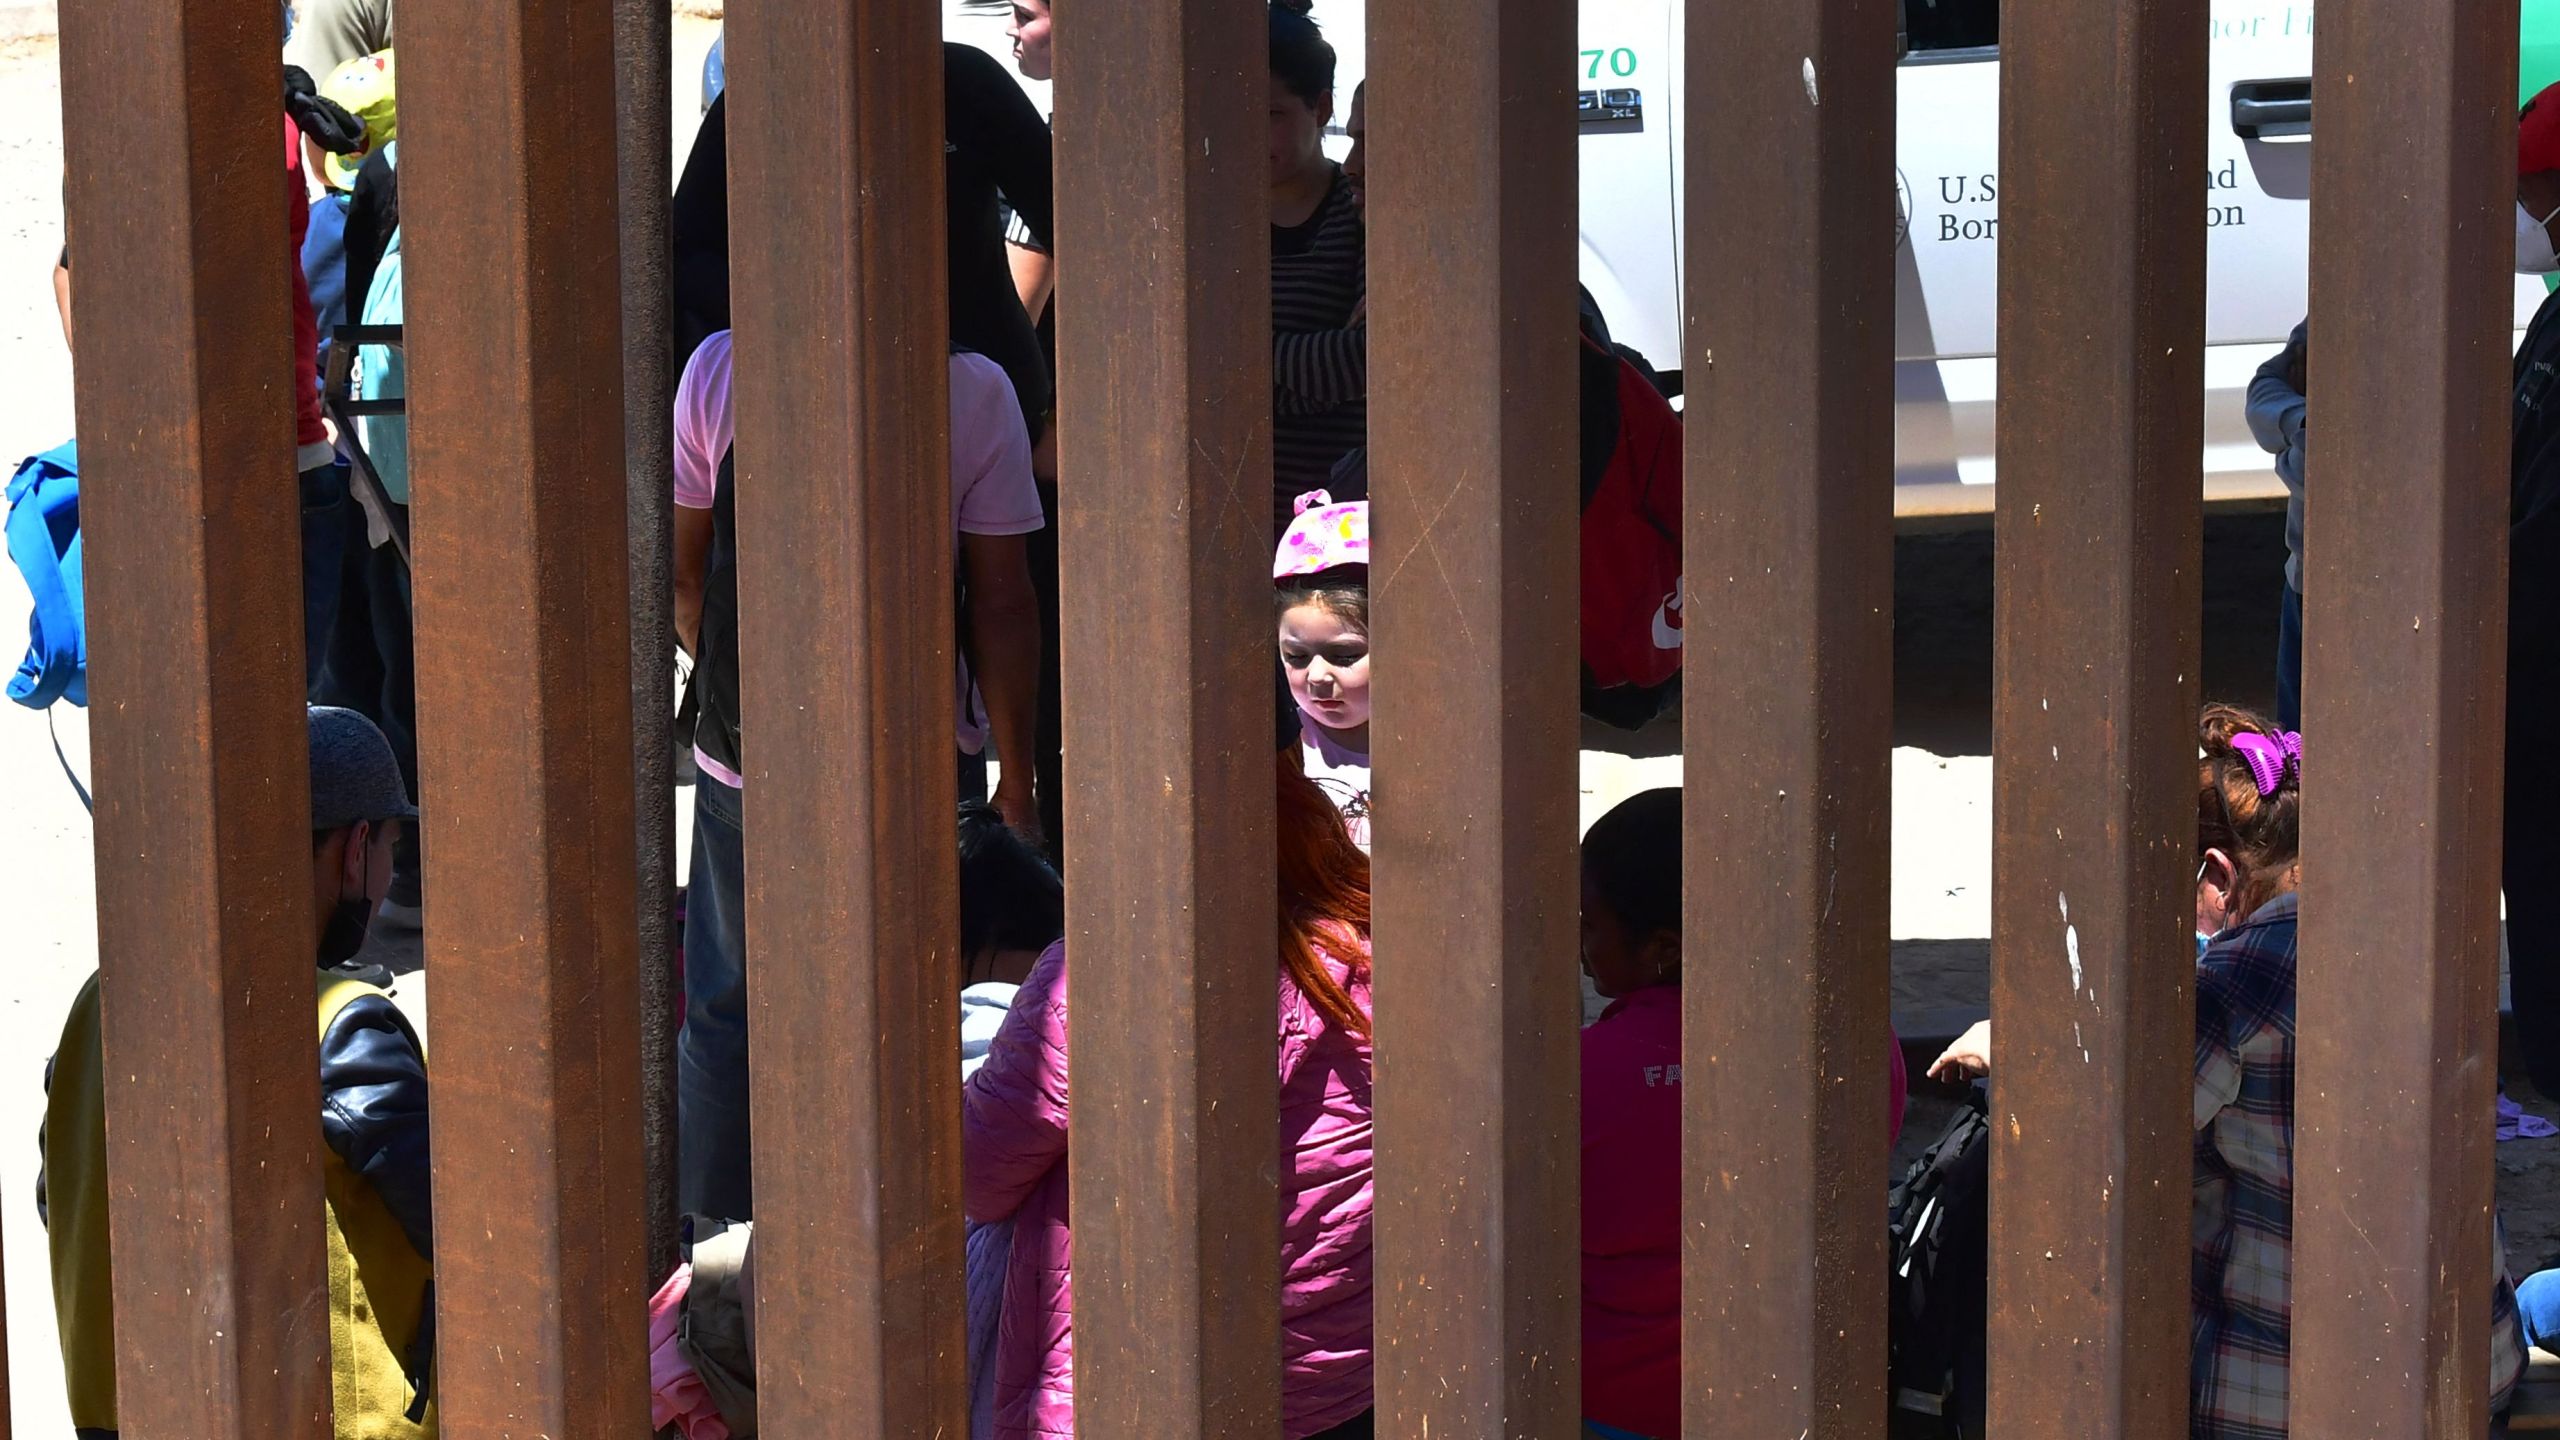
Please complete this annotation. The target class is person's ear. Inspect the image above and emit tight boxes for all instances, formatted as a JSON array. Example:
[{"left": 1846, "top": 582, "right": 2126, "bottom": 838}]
[
  {"left": 340, "top": 819, "right": 372, "bottom": 894},
  {"left": 1637, "top": 928, "right": 1682, "bottom": 985},
  {"left": 2200, "top": 846, "right": 2238, "bottom": 911}
]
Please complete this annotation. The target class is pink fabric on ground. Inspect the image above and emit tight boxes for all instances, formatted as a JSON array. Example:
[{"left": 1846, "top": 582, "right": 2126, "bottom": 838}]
[{"left": 649, "top": 1264, "right": 730, "bottom": 1440}]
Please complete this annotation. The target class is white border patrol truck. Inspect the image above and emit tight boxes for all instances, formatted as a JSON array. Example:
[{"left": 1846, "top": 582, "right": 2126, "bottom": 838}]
[{"left": 714, "top": 1, "right": 2560, "bottom": 524}]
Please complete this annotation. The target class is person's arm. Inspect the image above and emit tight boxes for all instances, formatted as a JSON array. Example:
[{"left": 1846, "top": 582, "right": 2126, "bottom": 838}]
[
  {"left": 2244, "top": 322, "right": 2308, "bottom": 481},
  {"left": 1928, "top": 1019, "right": 1991, "bottom": 1083},
  {"left": 1007, "top": 241, "right": 1054, "bottom": 324},
  {"left": 1029, "top": 422, "right": 1057, "bottom": 486},
  {"left": 1274, "top": 324, "right": 1367, "bottom": 412},
  {"left": 962, "top": 942, "right": 1070, "bottom": 1225},
  {"left": 55, "top": 162, "right": 72, "bottom": 354},
  {"left": 37, "top": 1052, "right": 55, "bottom": 1229},
  {"left": 670, "top": 335, "right": 732, "bottom": 653},
  {"left": 319, "top": 994, "right": 434, "bottom": 1259},
  {"left": 1273, "top": 208, "right": 1367, "bottom": 411},
  {"left": 962, "top": 530, "right": 1042, "bottom": 838},
  {"left": 948, "top": 45, "right": 1053, "bottom": 249},
  {"left": 674, "top": 504, "right": 714, "bottom": 655},
  {"left": 951, "top": 353, "right": 1048, "bottom": 830},
  {"left": 2192, "top": 965, "right": 2244, "bottom": 1133},
  {"left": 53, "top": 247, "right": 71, "bottom": 355}
]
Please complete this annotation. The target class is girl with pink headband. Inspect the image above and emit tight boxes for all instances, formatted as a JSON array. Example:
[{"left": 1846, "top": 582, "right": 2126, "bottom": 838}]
[
  {"left": 1931, "top": 704, "right": 2529, "bottom": 1435},
  {"left": 1274, "top": 489, "right": 1371, "bottom": 851}
]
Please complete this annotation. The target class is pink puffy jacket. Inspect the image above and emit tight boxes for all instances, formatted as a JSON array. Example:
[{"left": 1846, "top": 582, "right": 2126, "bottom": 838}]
[{"left": 963, "top": 938, "right": 1376, "bottom": 1439}]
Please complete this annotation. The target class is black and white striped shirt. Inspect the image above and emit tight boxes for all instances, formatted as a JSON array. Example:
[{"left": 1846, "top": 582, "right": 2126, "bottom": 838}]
[{"left": 1271, "top": 167, "right": 1367, "bottom": 533}]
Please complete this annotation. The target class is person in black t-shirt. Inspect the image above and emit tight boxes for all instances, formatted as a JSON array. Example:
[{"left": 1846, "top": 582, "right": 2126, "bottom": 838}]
[
  {"left": 669, "top": 45, "right": 1055, "bottom": 445},
  {"left": 668, "top": 44, "right": 1071, "bottom": 865}
]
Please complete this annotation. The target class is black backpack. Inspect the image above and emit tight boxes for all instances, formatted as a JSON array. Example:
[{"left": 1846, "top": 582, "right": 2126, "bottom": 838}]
[{"left": 1886, "top": 1084, "right": 1991, "bottom": 1438}]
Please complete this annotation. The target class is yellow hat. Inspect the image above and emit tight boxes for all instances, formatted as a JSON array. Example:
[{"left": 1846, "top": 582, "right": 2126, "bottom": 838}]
[{"left": 319, "top": 48, "right": 396, "bottom": 192}]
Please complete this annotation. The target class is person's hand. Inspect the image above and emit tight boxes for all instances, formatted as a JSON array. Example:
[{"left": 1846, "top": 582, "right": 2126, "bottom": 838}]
[
  {"left": 1348, "top": 292, "right": 1368, "bottom": 328},
  {"left": 992, "top": 776, "right": 1043, "bottom": 844},
  {"left": 1929, "top": 1020, "right": 1992, "bottom": 1083}
]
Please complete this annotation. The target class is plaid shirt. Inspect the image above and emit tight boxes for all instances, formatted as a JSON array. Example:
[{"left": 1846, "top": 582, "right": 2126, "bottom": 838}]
[{"left": 2190, "top": 892, "right": 2526, "bottom": 1439}]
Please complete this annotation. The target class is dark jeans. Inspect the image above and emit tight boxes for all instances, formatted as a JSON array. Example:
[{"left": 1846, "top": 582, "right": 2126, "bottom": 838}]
[
  {"left": 679, "top": 771, "right": 754, "bottom": 1219},
  {"left": 1027, "top": 478, "right": 1066, "bottom": 866},
  {"left": 1305, "top": 1413, "right": 1374, "bottom": 1440},
  {"left": 298, "top": 460, "right": 351, "bottom": 695},
  {"left": 2275, "top": 583, "right": 2303, "bottom": 732},
  {"left": 314, "top": 500, "right": 419, "bottom": 797},
  {"left": 2510, "top": 645, "right": 2560, "bottom": 1094}
]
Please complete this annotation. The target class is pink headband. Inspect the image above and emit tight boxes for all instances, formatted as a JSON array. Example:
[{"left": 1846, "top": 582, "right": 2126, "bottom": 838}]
[
  {"left": 1273, "top": 489, "right": 1371, "bottom": 581},
  {"left": 2229, "top": 730, "right": 2302, "bottom": 797}
]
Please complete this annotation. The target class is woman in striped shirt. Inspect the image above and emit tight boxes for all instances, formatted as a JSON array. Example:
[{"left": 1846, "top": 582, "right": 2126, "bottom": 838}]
[{"left": 1269, "top": 2, "right": 1367, "bottom": 535}]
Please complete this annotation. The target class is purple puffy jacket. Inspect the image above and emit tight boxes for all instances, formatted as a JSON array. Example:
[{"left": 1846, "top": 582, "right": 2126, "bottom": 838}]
[{"left": 962, "top": 937, "right": 1376, "bottom": 1439}]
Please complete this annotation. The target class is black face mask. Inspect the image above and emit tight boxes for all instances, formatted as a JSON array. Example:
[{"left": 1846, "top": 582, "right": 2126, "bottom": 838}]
[{"left": 318, "top": 892, "right": 375, "bottom": 967}]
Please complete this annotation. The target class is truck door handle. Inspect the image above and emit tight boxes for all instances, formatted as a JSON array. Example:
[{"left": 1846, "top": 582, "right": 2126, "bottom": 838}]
[
  {"left": 1580, "top": 87, "right": 1642, "bottom": 127},
  {"left": 2231, "top": 78, "right": 2311, "bottom": 140}
]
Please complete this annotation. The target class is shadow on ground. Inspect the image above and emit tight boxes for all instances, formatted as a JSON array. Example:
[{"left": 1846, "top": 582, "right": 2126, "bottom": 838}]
[
  {"left": 1893, "top": 511, "right": 2290, "bottom": 757},
  {"left": 1582, "top": 511, "right": 2293, "bottom": 762}
]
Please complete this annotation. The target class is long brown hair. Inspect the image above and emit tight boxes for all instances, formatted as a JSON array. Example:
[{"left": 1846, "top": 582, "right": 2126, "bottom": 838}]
[
  {"left": 1278, "top": 755, "right": 1372, "bottom": 1035},
  {"left": 2197, "top": 702, "right": 2303, "bottom": 920}
]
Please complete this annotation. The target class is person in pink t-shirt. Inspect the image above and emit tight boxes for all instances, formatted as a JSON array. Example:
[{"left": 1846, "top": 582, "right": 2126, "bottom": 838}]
[
  {"left": 668, "top": 328, "right": 1047, "bottom": 1221},
  {"left": 1577, "top": 788, "right": 1908, "bottom": 1440}
]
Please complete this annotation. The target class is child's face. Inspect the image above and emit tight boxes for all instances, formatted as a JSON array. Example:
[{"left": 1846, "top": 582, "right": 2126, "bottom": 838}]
[{"left": 1280, "top": 601, "right": 1370, "bottom": 733}]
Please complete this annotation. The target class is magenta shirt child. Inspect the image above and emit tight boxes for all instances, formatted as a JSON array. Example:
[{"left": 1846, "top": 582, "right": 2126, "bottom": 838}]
[{"left": 1578, "top": 788, "right": 1908, "bottom": 1440}]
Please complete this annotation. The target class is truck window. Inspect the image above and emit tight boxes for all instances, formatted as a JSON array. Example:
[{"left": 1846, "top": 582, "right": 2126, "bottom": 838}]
[{"left": 1904, "top": 0, "right": 1997, "bottom": 57}]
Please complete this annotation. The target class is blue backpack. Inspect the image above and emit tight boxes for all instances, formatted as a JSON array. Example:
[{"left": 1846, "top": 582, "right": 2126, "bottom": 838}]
[{"left": 6, "top": 440, "right": 83, "bottom": 710}]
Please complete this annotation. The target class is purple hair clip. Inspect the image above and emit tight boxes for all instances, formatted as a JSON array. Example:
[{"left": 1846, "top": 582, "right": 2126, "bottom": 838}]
[{"left": 2230, "top": 730, "right": 2303, "bottom": 796}]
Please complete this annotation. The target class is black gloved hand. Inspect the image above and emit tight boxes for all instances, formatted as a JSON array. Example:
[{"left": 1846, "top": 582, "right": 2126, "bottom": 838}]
[{"left": 284, "top": 64, "right": 369, "bottom": 154}]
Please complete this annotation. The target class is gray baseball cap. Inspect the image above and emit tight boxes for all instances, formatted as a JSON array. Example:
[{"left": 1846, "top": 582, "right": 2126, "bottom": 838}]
[{"left": 307, "top": 705, "right": 420, "bottom": 831}]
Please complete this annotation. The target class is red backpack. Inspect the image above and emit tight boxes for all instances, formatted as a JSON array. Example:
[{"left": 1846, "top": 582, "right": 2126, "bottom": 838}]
[{"left": 1578, "top": 335, "right": 1684, "bottom": 704}]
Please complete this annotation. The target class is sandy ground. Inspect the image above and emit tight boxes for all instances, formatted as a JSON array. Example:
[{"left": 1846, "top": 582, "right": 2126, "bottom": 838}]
[{"left": 1, "top": 6, "right": 2557, "bottom": 1431}]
